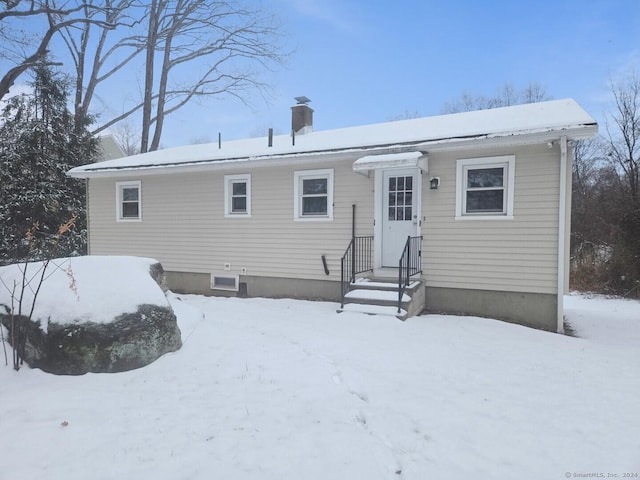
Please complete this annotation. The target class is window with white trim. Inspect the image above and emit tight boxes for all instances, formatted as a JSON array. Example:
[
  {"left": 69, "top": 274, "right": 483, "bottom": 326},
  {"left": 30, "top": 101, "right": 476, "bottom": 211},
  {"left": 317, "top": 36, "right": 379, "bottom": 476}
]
[
  {"left": 210, "top": 274, "right": 239, "bottom": 291},
  {"left": 455, "top": 156, "right": 515, "bottom": 220},
  {"left": 294, "top": 169, "right": 334, "bottom": 220},
  {"left": 116, "top": 181, "right": 142, "bottom": 221},
  {"left": 224, "top": 174, "right": 251, "bottom": 217}
]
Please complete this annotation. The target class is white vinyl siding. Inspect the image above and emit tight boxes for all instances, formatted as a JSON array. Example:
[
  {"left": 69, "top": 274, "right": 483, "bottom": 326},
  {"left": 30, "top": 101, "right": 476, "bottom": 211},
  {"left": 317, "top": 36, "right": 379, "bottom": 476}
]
[
  {"left": 86, "top": 160, "right": 372, "bottom": 282},
  {"left": 85, "top": 143, "right": 563, "bottom": 296},
  {"left": 423, "top": 145, "right": 560, "bottom": 294}
]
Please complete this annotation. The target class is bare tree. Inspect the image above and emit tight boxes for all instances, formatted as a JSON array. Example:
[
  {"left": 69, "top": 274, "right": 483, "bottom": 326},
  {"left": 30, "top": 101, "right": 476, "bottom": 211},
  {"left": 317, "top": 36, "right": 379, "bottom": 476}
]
[
  {"left": 111, "top": 121, "right": 140, "bottom": 155},
  {"left": 0, "top": 215, "right": 78, "bottom": 370},
  {"left": 602, "top": 72, "right": 640, "bottom": 294},
  {"left": 521, "top": 81, "right": 550, "bottom": 104},
  {"left": 441, "top": 82, "right": 551, "bottom": 114},
  {"left": 605, "top": 72, "right": 640, "bottom": 203},
  {"left": 387, "top": 109, "right": 421, "bottom": 121},
  {"left": 573, "top": 138, "right": 601, "bottom": 199},
  {"left": 189, "top": 134, "right": 212, "bottom": 144},
  {"left": 570, "top": 72, "right": 640, "bottom": 295},
  {"left": 0, "top": 1, "right": 115, "bottom": 101},
  {"left": 571, "top": 138, "right": 609, "bottom": 256},
  {"left": 62, "top": 0, "right": 287, "bottom": 152},
  {"left": 59, "top": 0, "right": 141, "bottom": 130}
]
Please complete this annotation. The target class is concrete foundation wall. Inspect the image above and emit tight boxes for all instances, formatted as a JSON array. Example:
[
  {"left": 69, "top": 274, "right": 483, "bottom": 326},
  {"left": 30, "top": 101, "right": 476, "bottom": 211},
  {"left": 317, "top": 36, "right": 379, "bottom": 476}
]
[
  {"left": 166, "top": 271, "right": 557, "bottom": 331},
  {"left": 425, "top": 286, "right": 557, "bottom": 331},
  {"left": 166, "top": 271, "right": 341, "bottom": 302},
  {"left": 406, "top": 281, "right": 426, "bottom": 318}
]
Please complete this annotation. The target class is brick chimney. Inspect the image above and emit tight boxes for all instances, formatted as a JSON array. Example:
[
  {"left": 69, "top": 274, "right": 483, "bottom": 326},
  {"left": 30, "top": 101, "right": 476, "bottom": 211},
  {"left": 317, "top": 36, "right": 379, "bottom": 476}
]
[{"left": 291, "top": 96, "right": 313, "bottom": 135}]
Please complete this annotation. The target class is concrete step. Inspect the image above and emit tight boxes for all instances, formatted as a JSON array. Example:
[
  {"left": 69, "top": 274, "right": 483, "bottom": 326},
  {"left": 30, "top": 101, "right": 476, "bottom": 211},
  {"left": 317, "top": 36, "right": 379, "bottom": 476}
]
[
  {"left": 344, "top": 288, "right": 410, "bottom": 307},
  {"left": 352, "top": 277, "right": 421, "bottom": 293},
  {"left": 337, "top": 303, "right": 407, "bottom": 318},
  {"left": 340, "top": 276, "right": 423, "bottom": 321}
]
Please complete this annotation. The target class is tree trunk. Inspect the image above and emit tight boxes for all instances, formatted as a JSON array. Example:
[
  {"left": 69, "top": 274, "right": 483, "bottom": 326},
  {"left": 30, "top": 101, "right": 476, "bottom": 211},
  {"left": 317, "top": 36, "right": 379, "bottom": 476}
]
[{"left": 140, "top": 0, "right": 160, "bottom": 153}]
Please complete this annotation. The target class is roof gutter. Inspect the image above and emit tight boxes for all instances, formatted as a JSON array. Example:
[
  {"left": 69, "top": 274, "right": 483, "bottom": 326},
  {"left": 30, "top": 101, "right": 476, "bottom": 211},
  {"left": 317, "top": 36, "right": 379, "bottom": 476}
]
[{"left": 68, "top": 148, "right": 369, "bottom": 179}]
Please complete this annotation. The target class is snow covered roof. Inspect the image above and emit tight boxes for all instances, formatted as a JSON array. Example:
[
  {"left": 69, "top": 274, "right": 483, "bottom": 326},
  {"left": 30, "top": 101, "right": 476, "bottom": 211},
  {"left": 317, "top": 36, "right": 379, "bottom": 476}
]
[{"left": 68, "top": 99, "right": 597, "bottom": 178}]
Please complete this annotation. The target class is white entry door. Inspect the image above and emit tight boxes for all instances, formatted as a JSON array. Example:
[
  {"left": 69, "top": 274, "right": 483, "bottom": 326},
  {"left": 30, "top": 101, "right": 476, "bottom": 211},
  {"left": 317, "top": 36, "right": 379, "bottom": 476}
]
[{"left": 381, "top": 169, "right": 420, "bottom": 267}]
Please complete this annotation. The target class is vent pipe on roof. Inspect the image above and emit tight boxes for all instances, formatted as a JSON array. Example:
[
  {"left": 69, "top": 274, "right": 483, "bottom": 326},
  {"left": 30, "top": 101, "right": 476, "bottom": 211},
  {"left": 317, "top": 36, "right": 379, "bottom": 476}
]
[
  {"left": 218, "top": 132, "right": 221, "bottom": 149},
  {"left": 291, "top": 96, "right": 313, "bottom": 135},
  {"left": 268, "top": 128, "right": 273, "bottom": 147}
]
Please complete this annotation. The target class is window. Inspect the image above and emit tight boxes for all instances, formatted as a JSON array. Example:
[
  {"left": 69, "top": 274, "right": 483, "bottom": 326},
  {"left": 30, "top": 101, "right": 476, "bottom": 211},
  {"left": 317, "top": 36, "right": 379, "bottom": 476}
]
[
  {"left": 224, "top": 174, "right": 251, "bottom": 217},
  {"left": 116, "top": 181, "right": 142, "bottom": 221},
  {"left": 210, "top": 274, "right": 239, "bottom": 291},
  {"left": 294, "top": 169, "right": 334, "bottom": 221},
  {"left": 455, "top": 156, "right": 515, "bottom": 220}
]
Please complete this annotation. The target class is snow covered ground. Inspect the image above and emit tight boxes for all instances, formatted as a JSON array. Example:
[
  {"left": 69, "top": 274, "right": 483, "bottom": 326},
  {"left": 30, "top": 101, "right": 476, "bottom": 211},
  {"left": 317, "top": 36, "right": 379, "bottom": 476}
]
[{"left": 1, "top": 292, "right": 639, "bottom": 479}]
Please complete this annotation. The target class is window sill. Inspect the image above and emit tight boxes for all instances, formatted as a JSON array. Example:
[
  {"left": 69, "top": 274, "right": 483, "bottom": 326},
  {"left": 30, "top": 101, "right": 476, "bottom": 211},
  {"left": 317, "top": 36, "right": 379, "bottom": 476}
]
[
  {"left": 224, "top": 213, "right": 252, "bottom": 218},
  {"left": 116, "top": 218, "right": 142, "bottom": 222},
  {"left": 294, "top": 216, "right": 333, "bottom": 222},
  {"left": 455, "top": 215, "right": 514, "bottom": 221}
]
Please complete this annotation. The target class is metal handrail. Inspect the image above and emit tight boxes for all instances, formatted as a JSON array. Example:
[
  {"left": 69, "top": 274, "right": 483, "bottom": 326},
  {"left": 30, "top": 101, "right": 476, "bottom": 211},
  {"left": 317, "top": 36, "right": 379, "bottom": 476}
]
[
  {"left": 340, "top": 235, "right": 374, "bottom": 308},
  {"left": 398, "top": 235, "right": 423, "bottom": 313}
]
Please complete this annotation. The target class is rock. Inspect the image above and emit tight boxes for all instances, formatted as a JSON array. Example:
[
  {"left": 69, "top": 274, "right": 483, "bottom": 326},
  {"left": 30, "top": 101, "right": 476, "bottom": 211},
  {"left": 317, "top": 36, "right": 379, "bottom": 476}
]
[
  {"left": 0, "top": 257, "right": 182, "bottom": 375},
  {"left": 5, "top": 304, "right": 180, "bottom": 375}
]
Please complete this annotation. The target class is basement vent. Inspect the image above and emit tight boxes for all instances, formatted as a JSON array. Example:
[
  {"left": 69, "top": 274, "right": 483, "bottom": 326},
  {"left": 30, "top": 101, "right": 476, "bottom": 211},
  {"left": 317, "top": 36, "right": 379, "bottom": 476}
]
[{"left": 210, "top": 274, "right": 239, "bottom": 291}]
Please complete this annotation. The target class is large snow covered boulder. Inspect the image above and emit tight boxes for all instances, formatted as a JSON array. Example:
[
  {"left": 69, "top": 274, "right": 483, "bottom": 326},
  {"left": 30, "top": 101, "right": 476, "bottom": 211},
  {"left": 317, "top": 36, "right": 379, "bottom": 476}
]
[{"left": 0, "top": 256, "right": 181, "bottom": 375}]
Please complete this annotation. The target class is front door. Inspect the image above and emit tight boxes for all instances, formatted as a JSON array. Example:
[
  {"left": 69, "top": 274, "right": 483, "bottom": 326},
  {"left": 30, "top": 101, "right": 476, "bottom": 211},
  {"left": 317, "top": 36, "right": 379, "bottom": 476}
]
[{"left": 381, "top": 168, "right": 420, "bottom": 267}]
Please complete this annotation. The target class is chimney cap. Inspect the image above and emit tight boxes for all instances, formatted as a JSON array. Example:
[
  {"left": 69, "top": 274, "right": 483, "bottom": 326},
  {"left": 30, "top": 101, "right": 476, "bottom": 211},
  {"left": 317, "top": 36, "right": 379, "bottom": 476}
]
[{"left": 294, "top": 96, "right": 311, "bottom": 105}]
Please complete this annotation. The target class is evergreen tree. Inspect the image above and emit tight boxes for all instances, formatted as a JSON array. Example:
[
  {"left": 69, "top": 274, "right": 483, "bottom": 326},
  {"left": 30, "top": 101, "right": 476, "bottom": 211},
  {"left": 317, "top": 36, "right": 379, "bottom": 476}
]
[{"left": 0, "top": 65, "right": 98, "bottom": 264}]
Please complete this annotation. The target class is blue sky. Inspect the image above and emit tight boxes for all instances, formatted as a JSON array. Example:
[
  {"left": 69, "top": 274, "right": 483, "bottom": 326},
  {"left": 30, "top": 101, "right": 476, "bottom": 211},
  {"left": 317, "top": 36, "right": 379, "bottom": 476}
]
[
  {"left": 159, "top": 0, "right": 639, "bottom": 147},
  {"left": 6, "top": 0, "right": 638, "bottom": 147}
]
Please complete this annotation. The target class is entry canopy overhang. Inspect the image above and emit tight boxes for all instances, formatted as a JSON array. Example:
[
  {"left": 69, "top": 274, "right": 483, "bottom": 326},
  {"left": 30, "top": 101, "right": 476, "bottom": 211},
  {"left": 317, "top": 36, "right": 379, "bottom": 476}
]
[{"left": 353, "top": 151, "right": 428, "bottom": 173}]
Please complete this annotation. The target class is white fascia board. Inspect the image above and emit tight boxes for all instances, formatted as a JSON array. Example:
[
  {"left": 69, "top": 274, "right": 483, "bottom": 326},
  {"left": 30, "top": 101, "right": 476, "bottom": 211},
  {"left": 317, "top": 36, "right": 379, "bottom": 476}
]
[
  {"left": 422, "top": 126, "right": 598, "bottom": 153},
  {"left": 67, "top": 149, "right": 363, "bottom": 179},
  {"left": 423, "top": 124, "right": 598, "bottom": 153}
]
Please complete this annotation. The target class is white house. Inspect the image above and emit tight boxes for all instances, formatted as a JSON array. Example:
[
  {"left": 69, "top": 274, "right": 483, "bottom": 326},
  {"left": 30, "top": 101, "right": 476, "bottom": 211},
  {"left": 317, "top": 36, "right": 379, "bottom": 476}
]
[{"left": 68, "top": 98, "right": 597, "bottom": 331}]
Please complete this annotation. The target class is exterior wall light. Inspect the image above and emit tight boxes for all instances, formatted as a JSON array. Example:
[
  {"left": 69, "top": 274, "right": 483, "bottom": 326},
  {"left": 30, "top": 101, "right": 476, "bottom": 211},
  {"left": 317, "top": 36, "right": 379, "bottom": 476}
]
[{"left": 429, "top": 177, "right": 440, "bottom": 190}]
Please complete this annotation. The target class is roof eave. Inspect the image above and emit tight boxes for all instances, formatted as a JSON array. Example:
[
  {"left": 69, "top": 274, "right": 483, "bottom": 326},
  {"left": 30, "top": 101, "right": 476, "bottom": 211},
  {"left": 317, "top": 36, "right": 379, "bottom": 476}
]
[
  {"left": 424, "top": 123, "right": 598, "bottom": 152},
  {"left": 67, "top": 122, "right": 598, "bottom": 179}
]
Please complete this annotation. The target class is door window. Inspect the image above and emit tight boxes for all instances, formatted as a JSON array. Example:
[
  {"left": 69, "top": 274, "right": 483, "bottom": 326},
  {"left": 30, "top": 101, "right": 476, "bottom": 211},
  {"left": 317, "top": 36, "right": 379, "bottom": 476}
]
[{"left": 388, "top": 175, "right": 413, "bottom": 221}]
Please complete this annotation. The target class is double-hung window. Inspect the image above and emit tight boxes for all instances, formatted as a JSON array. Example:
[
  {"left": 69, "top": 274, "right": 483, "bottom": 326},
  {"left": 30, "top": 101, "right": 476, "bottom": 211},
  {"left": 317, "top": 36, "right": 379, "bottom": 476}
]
[
  {"left": 455, "top": 156, "right": 515, "bottom": 219},
  {"left": 224, "top": 174, "right": 251, "bottom": 217},
  {"left": 294, "top": 169, "right": 334, "bottom": 221},
  {"left": 116, "top": 181, "right": 142, "bottom": 221}
]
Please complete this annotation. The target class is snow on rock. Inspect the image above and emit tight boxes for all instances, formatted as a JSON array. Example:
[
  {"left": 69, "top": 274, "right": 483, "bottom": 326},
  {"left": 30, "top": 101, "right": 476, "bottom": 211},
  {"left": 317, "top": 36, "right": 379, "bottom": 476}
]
[
  {"left": 0, "top": 255, "right": 170, "bottom": 327},
  {"left": 0, "top": 256, "right": 181, "bottom": 374}
]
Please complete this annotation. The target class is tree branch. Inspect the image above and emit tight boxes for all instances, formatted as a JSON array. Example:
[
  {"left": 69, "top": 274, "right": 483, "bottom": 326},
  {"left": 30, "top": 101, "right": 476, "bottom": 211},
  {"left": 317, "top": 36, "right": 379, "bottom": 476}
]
[{"left": 0, "top": 11, "right": 116, "bottom": 100}]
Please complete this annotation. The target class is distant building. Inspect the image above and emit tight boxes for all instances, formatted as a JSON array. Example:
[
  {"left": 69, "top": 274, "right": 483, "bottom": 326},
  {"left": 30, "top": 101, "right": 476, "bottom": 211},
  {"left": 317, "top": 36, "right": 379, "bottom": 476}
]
[{"left": 97, "top": 135, "right": 126, "bottom": 162}]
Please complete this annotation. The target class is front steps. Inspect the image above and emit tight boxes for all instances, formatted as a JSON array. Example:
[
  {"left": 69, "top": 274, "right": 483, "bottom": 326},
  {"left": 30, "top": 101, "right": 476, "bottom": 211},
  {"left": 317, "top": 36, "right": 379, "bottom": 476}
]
[{"left": 338, "top": 277, "right": 424, "bottom": 320}]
